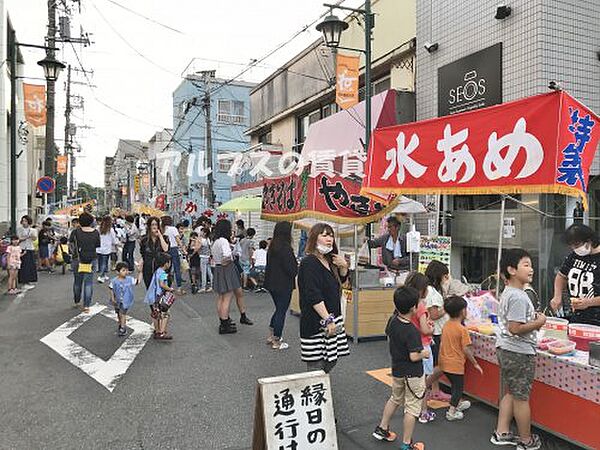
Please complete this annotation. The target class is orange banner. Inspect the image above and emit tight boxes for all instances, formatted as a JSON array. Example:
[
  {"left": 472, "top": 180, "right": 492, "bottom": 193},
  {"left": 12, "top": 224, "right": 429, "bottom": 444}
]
[
  {"left": 335, "top": 54, "right": 359, "bottom": 110},
  {"left": 56, "top": 155, "right": 67, "bottom": 174},
  {"left": 23, "top": 83, "right": 46, "bottom": 127}
]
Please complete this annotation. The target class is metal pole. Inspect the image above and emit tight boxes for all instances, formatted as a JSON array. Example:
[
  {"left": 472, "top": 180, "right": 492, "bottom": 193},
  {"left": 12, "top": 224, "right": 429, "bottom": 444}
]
[
  {"left": 9, "top": 29, "right": 17, "bottom": 234},
  {"left": 44, "top": 0, "right": 57, "bottom": 206},
  {"left": 364, "top": 0, "right": 372, "bottom": 151},
  {"left": 204, "top": 90, "right": 214, "bottom": 208},
  {"left": 64, "top": 65, "right": 73, "bottom": 197},
  {"left": 496, "top": 195, "right": 507, "bottom": 298},
  {"left": 353, "top": 224, "right": 359, "bottom": 343}
]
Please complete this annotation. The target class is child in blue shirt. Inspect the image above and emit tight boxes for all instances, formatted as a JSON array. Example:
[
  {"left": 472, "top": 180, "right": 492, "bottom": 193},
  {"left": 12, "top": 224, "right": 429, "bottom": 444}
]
[
  {"left": 109, "top": 261, "right": 143, "bottom": 336},
  {"left": 144, "top": 252, "right": 174, "bottom": 340}
]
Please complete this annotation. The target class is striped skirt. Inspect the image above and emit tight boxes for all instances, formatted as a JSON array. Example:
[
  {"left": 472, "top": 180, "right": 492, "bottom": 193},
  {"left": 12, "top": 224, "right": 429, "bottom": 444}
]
[{"left": 301, "top": 316, "right": 350, "bottom": 363}]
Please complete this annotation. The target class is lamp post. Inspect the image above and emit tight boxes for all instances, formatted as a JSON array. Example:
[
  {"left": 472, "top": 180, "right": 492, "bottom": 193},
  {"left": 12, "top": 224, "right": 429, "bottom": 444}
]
[
  {"left": 317, "top": 1, "right": 373, "bottom": 149},
  {"left": 9, "top": 29, "right": 64, "bottom": 233}
]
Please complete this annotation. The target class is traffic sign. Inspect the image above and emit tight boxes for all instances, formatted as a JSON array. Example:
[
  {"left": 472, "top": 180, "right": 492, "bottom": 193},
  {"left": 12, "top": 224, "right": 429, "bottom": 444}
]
[{"left": 37, "top": 176, "right": 56, "bottom": 194}]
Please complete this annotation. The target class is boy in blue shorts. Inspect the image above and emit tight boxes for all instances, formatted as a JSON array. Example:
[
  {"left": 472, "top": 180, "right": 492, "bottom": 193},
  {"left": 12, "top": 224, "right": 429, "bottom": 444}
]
[{"left": 109, "top": 261, "right": 143, "bottom": 336}]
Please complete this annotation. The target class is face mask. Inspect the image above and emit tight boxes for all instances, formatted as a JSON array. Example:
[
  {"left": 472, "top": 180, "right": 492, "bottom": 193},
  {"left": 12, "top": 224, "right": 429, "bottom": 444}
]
[
  {"left": 316, "top": 244, "right": 333, "bottom": 255},
  {"left": 574, "top": 242, "right": 592, "bottom": 257}
]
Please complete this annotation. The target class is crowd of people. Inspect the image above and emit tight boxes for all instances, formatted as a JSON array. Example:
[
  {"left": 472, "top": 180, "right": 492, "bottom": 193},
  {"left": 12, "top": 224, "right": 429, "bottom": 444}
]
[{"left": 7, "top": 210, "right": 600, "bottom": 450}]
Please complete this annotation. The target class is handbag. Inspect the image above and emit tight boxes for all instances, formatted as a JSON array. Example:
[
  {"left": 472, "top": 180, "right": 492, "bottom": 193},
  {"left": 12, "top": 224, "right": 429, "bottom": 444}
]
[{"left": 152, "top": 271, "right": 177, "bottom": 312}]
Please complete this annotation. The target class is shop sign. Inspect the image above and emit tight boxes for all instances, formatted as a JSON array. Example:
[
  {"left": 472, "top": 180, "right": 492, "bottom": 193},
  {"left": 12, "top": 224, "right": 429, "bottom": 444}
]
[
  {"left": 252, "top": 371, "right": 338, "bottom": 449},
  {"left": 418, "top": 235, "right": 451, "bottom": 273},
  {"left": 261, "top": 170, "right": 394, "bottom": 224},
  {"left": 438, "top": 43, "right": 502, "bottom": 117},
  {"left": 363, "top": 91, "right": 600, "bottom": 208}
]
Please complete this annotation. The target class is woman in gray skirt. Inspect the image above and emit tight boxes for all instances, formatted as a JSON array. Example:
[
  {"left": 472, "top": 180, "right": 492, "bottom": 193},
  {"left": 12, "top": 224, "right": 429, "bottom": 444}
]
[{"left": 211, "top": 219, "right": 242, "bottom": 334}]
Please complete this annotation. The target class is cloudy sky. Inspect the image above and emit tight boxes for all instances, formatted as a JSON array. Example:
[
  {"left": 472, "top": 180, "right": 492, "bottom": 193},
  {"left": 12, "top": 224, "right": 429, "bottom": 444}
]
[{"left": 10, "top": 0, "right": 363, "bottom": 186}]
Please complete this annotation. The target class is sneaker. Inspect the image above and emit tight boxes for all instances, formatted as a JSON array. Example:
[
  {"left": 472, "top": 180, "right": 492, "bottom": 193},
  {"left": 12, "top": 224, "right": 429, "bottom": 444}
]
[
  {"left": 118, "top": 326, "right": 127, "bottom": 337},
  {"left": 516, "top": 434, "right": 541, "bottom": 450},
  {"left": 490, "top": 431, "right": 519, "bottom": 446},
  {"left": 240, "top": 315, "right": 254, "bottom": 325},
  {"left": 372, "top": 426, "right": 397, "bottom": 442},
  {"left": 272, "top": 340, "right": 289, "bottom": 350},
  {"left": 400, "top": 443, "right": 419, "bottom": 450},
  {"left": 430, "top": 390, "right": 452, "bottom": 402},
  {"left": 446, "top": 409, "right": 464, "bottom": 421},
  {"left": 457, "top": 400, "right": 471, "bottom": 412},
  {"left": 23, "top": 283, "right": 36, "bottom": 290},
  {"left": 418, "top": 410, "right": 436, "bottom": 423},
  {"left": 97, "top": 277, "right": 104, "bottom": 283},
  {"left": 73, "top": 302, "right": 80, "bottom": 309}
]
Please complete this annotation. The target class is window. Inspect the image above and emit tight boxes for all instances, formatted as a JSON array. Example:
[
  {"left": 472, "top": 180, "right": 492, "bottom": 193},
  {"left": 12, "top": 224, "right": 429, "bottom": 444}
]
[
  {"left": 217, "top": 100, "right": 246, "bottom": 124},
  {"left": 258, "top": 130, "right": 272, "bottom": 144},
  {"left": 218, "top": 153, "right": 233, "bottom": 173}
]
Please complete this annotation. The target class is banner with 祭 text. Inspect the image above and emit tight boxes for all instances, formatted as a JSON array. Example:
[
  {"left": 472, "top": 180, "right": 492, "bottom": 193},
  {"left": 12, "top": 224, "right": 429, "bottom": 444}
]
[
  {"left": 261, "top": 170, "right": 397, "bottom": 224},
  {"left": 362, "top": 91, "right": 600, "bottom": 208},
  {"left": 335, "top": 54, "right": 359, "bottom": 110},
  {"left": 23, "top": 83, "right": 46, "bottom": 127}
]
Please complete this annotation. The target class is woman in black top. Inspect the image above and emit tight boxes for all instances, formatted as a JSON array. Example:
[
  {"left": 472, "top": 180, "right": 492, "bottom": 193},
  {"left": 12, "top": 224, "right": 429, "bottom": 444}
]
[
  {"left": 139, "top": 217, "right": 170, "bottom": 288},
  {"left": 69, "top": 212, "right": 101, "bottom": 312},
  {"left": 297, "top": 223, "right": 350, "bottom": 373},
  {"left": 264, "top": 221, "right": 298, "bottom": 350}
]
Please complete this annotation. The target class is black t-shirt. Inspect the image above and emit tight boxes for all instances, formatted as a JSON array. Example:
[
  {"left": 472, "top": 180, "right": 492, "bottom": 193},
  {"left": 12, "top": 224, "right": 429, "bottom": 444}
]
[
  {"left": 39, "top": 229, "right": 52, "bottom": 245},
  {"left": 386, "top": 314, "right": 424, "bottom": 378},
  {"left": 69, "top": 228, "right": 100, "bottom": 264},
  {"left": 298, "top": 254, "right": 345, "bottom": 338},
  {"left": 559, "top": 252, "right": 600, "bottom": 326}
]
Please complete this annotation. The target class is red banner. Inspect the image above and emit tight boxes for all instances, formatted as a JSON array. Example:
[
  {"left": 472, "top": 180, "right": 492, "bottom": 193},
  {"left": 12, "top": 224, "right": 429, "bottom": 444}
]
[
  {"left": 261, "top": 170, "right": 395, "bottom": 224},
  {"left": 23, "top": 83, "right": 46, "bottom": 127},
  {"left": 362, "top": 91, "right": 600, "bottom": 207}
]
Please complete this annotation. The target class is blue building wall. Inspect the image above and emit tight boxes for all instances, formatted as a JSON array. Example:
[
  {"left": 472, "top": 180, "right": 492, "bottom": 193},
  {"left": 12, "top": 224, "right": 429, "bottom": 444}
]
[{"left": 172, "top": 76, "right": 254, "bottom": 211}]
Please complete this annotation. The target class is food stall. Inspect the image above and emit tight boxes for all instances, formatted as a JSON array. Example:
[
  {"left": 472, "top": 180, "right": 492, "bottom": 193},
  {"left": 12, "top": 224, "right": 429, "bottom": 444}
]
[
  {"left": 465, "top": 295, "right": 600, "bottom": 449},
  {"left": 360, "top": 90, "right": 600, "bottom": 448}
]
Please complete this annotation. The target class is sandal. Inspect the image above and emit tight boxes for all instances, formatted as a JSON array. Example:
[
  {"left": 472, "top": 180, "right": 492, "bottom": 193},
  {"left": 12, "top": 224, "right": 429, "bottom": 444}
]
[{"left": 272, "top": 339, "right": 289, "bottom": 350}]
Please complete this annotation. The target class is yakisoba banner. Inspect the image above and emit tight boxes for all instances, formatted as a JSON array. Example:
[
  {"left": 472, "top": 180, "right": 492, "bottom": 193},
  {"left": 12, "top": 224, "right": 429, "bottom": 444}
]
[
  {"left": 362, "top": 91, "right": 600, "bottom": 207},
  {"left": 23, "top": 83, "right": 47, "bottom": 127},
  {"left": 261, "top": 170, "right": 397, "bottom": 224}
]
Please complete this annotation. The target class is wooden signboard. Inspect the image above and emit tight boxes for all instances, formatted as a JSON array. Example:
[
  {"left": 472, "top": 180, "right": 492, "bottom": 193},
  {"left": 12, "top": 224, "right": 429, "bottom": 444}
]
[{"left": 252, "top": 371, "right": 338, "bottom": 450}]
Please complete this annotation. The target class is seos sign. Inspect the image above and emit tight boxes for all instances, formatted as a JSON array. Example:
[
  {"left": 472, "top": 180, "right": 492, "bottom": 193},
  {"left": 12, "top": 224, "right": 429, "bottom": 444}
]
[{"left": 438, "top": 43, "right": 502, "bottom": 117}]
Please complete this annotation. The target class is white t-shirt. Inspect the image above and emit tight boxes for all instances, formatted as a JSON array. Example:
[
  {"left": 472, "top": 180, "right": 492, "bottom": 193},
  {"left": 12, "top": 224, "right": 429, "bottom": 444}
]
[
  {"left": 211, "top": 237, "right": 232, "bottom": 264},
  {"left": 97, "top": 229, "right": 117, "bottom": 255},
  {"left": 425, "top": 286, "right": 448, "bottom": 336},
  {"left": 164, "top": 226, "right": 179, "bottom": 248},
  {"left": 253, "top": 248, "right": 267, "bottom": 267},
  {"left": 17, "top": 226, "right": 38, "bottom": 251}
]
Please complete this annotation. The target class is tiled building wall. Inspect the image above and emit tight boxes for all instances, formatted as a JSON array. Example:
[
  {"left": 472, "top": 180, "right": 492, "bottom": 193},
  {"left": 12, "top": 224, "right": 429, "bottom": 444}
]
[{"left": 416, "top": 0, "right": 600, "bottom": 170}]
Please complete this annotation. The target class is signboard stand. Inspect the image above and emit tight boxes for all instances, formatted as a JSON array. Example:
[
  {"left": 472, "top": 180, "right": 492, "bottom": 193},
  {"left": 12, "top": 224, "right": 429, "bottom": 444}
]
[{"left": 252, "top": 371, "right": 338, "bottom": 450}]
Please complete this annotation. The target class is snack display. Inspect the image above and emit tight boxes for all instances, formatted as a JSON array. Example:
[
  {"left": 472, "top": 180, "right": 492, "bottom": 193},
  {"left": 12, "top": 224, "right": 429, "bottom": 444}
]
[
  {"left": 568, "top": 324, "right": 600, "bottom": 351},
  {"left": 537, "top": 337, "right": 558, "bottom": 351},
  {"left": 542, "top": 317, "right": 569, "bottom": 340},
  {"left": 547, "top": 339, "right": 576, "bottom": 356}
]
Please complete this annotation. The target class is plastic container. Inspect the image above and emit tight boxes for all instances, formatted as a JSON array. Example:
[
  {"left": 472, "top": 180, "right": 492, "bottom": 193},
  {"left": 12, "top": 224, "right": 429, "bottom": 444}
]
[
  {"left": 477, "top": 324, "right": 495, "bottom": 335},
  {"left": 568, "top": 324, "right": 600, "bottom": 351},
  {"left": 542, "top": 317, "right": 569, "bottom": 340},
  {"left": 537, "top": 337, "right": 558, "bottom": 351},
  {"left": 547, "top": 339, "right": 576, "bottom": 355}
]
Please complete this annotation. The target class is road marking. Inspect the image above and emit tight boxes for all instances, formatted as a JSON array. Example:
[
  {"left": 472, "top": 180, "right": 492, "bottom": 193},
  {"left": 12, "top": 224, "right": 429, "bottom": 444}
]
[{"left": 40, "top": 303, "right": 154, "bottom": 392}]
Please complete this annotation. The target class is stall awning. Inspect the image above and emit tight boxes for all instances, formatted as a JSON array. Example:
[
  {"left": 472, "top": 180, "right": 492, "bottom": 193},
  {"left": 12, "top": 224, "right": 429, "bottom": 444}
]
[
  {"left": 361, "top": 91, "right": 600, "bottom": 208},
  {"left": 218, "top": 195, "right": 262, "bottom": 212}
]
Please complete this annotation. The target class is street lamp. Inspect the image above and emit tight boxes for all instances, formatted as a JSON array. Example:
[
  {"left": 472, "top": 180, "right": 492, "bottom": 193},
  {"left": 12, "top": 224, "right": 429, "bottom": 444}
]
[
  {"left": 316, "top": 13, "right": 348, "bottom": 48},
  {"left": 316, "top": 1, "right": 374, "bottom": 148},
  {"left": 37, "top": 55, "right": 65, "bottom": 82},
  {"left": 9, "top": 29, "right": 64, "bottom": 233}
]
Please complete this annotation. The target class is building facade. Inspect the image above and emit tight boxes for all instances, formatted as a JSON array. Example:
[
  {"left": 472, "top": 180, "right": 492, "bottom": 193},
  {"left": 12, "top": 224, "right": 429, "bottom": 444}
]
[
  {"left": 104, "top": 139, "right": 149, "bottom": 211},
  {"left": 170, "top": 73, "right": 254, "bottom": 215},
  {"left": 415, "top": 0, "right": 600, "bottom": 296}
]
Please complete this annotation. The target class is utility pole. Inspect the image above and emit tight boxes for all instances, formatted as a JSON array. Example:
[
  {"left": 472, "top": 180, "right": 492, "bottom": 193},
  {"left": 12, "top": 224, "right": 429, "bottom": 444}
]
[
  {"left": 64, "top": 65, "right": 73, "bottom": 198},
  {"left": 200, "top": 70, "right": 215, "bottom": 208},
  {"left": 44, "top": 0, "right": 57, "bottom": 207}
]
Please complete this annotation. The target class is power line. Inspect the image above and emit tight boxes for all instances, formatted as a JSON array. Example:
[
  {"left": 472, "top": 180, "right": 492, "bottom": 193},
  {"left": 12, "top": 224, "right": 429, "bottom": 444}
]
[
  {"left": 102, "top": 0, "right": 186, "bottom": 35},
  {"left": 90, "top": 2, "right": 181, "bottom": 78}
]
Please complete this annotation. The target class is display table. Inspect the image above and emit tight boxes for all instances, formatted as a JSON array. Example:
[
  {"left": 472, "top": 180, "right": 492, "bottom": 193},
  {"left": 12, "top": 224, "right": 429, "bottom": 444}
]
[
  {"left": 290, "top": 287, "right": 396, "bottom": 340},
  {"left": 465, "top": 332, "right": 600, "bottom": 449}
]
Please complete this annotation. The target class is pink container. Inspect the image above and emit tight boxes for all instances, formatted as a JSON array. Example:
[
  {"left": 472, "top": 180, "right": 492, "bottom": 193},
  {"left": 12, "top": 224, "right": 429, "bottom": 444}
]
[
  {"left": 547, "top": 339, "right": 576, "bottom": 355},
  {"left": 568, "top": 324, "right": 600, "bottom": 351}
]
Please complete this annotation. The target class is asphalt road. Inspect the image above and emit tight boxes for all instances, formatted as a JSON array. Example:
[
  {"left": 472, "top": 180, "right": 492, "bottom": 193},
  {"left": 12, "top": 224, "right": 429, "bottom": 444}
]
[{"left": 0, "top": 271, "right": 581, "bottom": 450}]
